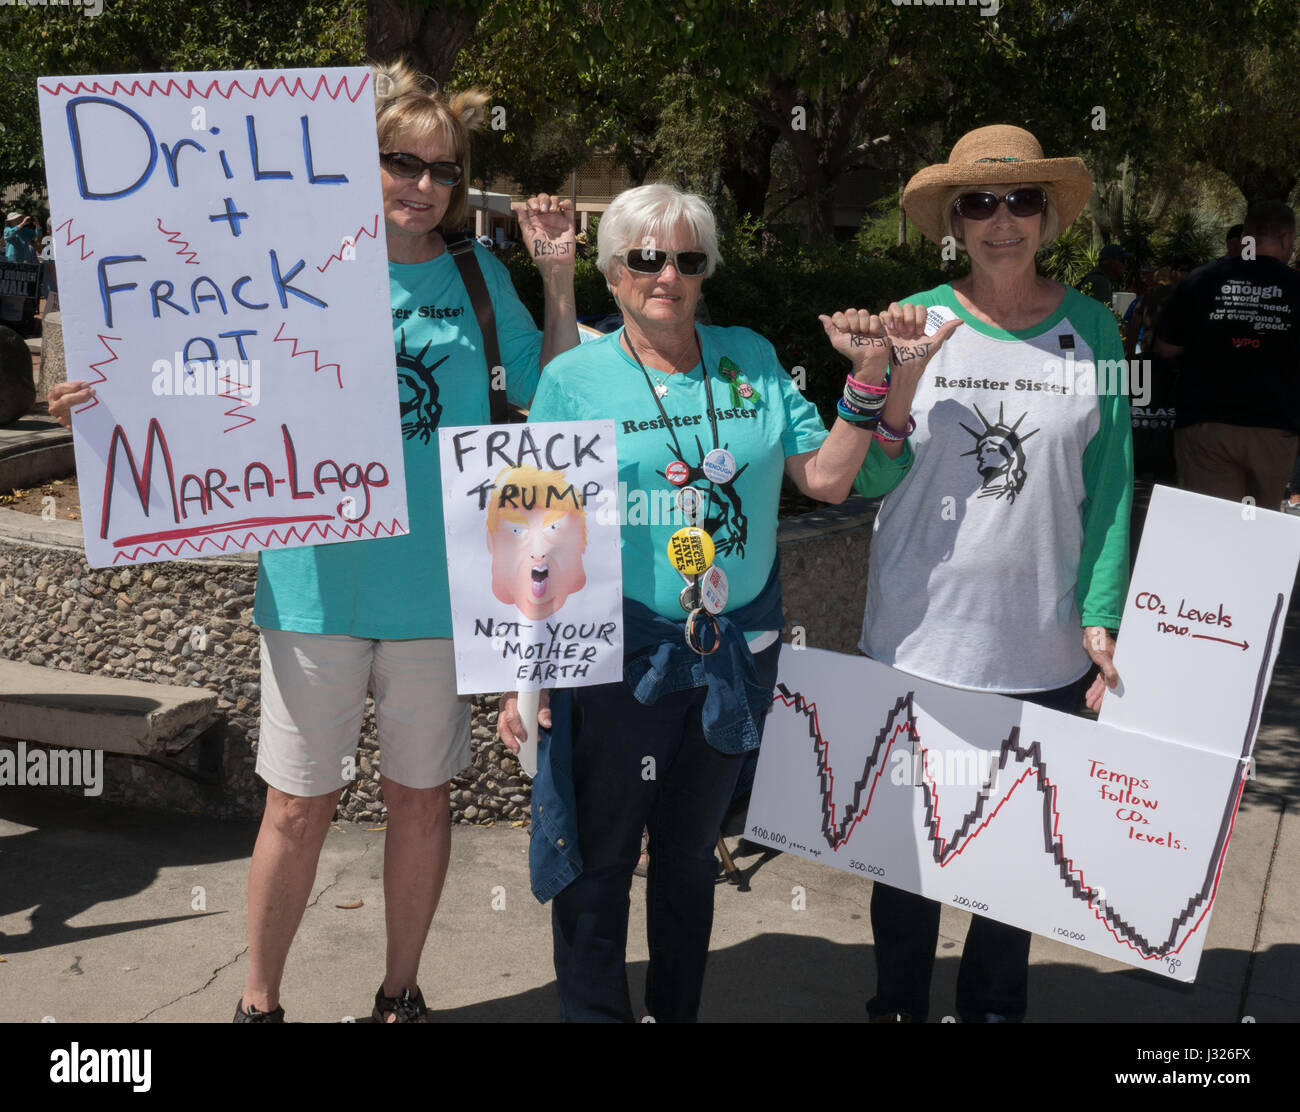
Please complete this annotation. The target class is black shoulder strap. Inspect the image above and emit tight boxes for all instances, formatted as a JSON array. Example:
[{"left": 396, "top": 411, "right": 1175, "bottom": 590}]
[{"left": 445, "top": 231, "right": 507, "bottom": 424}]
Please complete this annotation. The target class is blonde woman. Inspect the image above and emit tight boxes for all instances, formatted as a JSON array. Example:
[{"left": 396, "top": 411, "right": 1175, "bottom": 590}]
[
  {"left": 836, "top": 125, "right": 1133, "bottom": 1023},
  {"left": 47, "top": 62, "right": 577, "bottom": 1022}
]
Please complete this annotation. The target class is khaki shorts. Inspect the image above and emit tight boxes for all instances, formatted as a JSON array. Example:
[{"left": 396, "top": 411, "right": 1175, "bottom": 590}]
[{"left": 256, "top": 629, "right": 472, "bottom": 797}]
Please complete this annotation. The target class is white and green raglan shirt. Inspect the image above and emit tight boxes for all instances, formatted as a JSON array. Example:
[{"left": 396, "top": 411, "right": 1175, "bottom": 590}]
[{"left": 854, "top": 284, "right": 1132, "bottom": 693}]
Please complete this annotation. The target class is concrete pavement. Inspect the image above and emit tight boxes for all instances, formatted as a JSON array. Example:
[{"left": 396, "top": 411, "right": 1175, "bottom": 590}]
[{"left": 1, "top": 581, "right": 1297, "bottom": 1024}]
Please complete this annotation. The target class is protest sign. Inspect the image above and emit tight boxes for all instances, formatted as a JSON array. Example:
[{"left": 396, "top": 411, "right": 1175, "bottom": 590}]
[
  {"left": 37, "top": 68, "right": 405, "bottom": 566},
  {"left": 746, "top": 648, "right": 1241, "bottom": 982},
  {"left": 746, "top": 490, "right": 1300, "bottom": 982},
  {"left": 0, "top": 262, "right": 40, "bottom": 299},
  {"left": 438, "top": 420, "right": 623, "bottom": 695},
  {"left": 1101, "top": 484, "right": 1300, "bottom": 756}
]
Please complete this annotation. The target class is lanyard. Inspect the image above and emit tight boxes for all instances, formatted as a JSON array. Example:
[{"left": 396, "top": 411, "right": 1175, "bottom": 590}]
[{"left": 622, "top": 328, "right": 720, "bottom": 460}]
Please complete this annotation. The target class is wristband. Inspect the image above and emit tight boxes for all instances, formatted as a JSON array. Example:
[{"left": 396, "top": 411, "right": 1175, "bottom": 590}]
[
  {"left": 837, "top": 398, "right": 881, "bottom": 425},
  {"left": 845, "top": 373, "right": 890, "bottom": 397},
  {"left": 873, "top": 415, "right": 916, "bottom": 443},
  {"left": 844, "top": 381, "right": 888, "bottom": 412}
]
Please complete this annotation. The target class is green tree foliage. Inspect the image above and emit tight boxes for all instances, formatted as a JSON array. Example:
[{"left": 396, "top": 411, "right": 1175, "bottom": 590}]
[{"left": 0, "top": 0, "right": 364, "bottom": 196}]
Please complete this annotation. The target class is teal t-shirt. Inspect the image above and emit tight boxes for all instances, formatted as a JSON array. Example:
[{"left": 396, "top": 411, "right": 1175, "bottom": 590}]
[
  {"left": 528, "top": 325, "right": 827, "bottom": 620},
  {"left": 253, "top": 244, "right": 544, "bottom": 639}
]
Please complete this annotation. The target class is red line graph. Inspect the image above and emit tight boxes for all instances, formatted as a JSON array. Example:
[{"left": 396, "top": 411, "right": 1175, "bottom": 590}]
[{"left": 773, "top": 685, "right": 1245, "bottom": 962}]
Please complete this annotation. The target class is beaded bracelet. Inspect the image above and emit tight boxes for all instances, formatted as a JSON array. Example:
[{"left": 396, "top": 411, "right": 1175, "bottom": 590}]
[{"left": 873, "top": 415, "right": 916, "bottom": 443}]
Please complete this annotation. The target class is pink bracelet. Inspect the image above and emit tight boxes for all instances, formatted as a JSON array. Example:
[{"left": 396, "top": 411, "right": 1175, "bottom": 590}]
[{"left": 846, "top": 374, "right": 890, "bottom": 396}]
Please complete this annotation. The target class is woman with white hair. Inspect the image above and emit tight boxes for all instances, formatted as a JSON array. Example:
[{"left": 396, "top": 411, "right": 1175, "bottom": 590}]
[
  {"left": 497, "top": 183, "right": 960, "bottom": 1021},
  {"left": 833, "top": 124, "right": 1133, "bottom": 1023}
]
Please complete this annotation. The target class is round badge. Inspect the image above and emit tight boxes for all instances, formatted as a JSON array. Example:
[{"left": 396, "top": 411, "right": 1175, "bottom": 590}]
[
  {"left": 665, "top": 460, "right": 690, "bottom": 486},
  {"left": 699, "top": 564, "right": 729, "bottom": 614},
  {"left": 702, "top": 448, "right": 737, "bottom": 484},
  {"left": 666, "top": 527, "right": 715, "bottom": 576},
  {"left": 675, "top": 486, "right": 704, "bottom": 524},
  {"left": 679, "top": 582, "right": 701, "bottom": 612}
]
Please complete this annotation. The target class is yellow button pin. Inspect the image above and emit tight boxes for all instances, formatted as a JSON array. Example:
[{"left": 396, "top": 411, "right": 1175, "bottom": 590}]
[{"left": 667, "top": 527, "right": 715, "bottom": 577}]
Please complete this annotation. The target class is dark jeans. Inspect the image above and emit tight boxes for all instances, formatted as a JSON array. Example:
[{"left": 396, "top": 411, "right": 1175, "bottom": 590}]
[
  {"left": 866, "top": 675, "right": 1086, "bottom": 1023},
  {"left": 551, "top": 641, "right": 781, "bottom": 1022}
]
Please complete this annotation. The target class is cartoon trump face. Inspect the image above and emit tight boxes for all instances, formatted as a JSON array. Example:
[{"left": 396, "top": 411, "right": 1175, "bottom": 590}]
[{"left": 485, "top": 466, "right": 589, "bottom": 620}]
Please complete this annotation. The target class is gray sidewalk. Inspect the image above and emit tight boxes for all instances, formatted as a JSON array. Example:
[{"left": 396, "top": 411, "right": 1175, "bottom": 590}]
[{"left": 1, "top": 589, "right": 1297, "bottom": 1023}]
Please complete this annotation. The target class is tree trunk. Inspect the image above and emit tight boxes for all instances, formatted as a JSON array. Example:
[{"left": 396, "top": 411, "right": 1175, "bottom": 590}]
[
  {"left": 720, "top": 120, "right": 780, "bottom": 223},
  {"left": 366, "top": 0, "right": 480, "bottom": 83},
  {"left": 898, "top": 149, "right": 906, "bottom": 246},
  {"left": 1232, "top": 163, "right": 1300, "bottom": 209}
]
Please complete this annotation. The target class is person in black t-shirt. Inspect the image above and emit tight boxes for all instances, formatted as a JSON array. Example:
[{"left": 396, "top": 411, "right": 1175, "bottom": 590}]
[{"left": 1155, "top": 201, "right": 1300, "bottom": 509}]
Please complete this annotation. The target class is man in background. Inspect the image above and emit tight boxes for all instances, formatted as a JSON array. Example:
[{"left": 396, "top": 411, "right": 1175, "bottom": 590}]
[
  {"left": 1080, "top": 243, "right": 1129, "bottom": 306},
  {"left": 1156, "top": 201, "right": 1300, "bottom": 510}
]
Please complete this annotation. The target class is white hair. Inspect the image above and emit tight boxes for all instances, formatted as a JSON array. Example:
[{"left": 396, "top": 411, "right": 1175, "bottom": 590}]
[
  {"left": 940, "top": 182, "right": 1060, "bottom": 252},
  {"left": 597, "top": 184, "right": 722, "bottom": 279}
]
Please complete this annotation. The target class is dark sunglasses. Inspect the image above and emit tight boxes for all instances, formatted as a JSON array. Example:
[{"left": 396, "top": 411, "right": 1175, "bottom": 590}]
[
  {"left": 953, "top": 188, "right": 1049, "bottom": 220},
  {"left": 381, "top": 152, "right": 463, "bottom": 186},
  {"left": 622, "top": 248, "right": 709, "bottom": 276}
]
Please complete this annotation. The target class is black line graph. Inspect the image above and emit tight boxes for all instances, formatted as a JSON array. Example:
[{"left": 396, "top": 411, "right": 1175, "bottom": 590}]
[{"left": 769, "top": 590, "right": 1282, "bottom": 962}]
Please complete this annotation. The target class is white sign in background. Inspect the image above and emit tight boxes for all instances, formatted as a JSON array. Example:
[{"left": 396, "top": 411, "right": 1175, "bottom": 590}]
[
  {"left": 747, "top": 490, "right": 1300, "bottom": 982},
  {"left": 38, "top": 69, "right": 405, "bottom": 566},
  {"left": 1101, "top": 484, "right": 1300, "bottom": 756},
  {"left": 747, "top": 648, "right": 1242, "bottom": 982},
  {"left": 438, "top": 421, "right": 623, "bottom": 695}
]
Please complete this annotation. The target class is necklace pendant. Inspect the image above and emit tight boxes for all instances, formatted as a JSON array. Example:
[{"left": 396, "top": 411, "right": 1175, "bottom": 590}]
[{"left": 654, "top": 383, "right": 669, "bottom": 398}]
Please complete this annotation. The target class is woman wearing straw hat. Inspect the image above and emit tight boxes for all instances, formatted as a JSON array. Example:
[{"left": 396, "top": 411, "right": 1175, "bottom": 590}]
[{"left": 828, "top": 124, "right": 1133, "bottom": 1022}]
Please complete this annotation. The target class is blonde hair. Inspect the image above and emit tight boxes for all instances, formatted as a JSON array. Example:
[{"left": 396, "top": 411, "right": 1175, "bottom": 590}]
[
  {"left": 371, "top": 58, "right": 489, "bottom": 232},
  {"left": 939, "top": 183, "right": 1061, "bottom": 252},
  {"left": 485, "top": 466, "right": 588, "bottom": 546}
]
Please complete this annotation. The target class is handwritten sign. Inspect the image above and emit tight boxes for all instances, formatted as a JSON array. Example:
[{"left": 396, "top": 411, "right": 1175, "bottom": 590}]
[
  {"left": 747, "top": 490, "right": 1300, "bottom": 982},
  {"left": 746, "top": 647, "right": 1243, "bottom": 982},
  {"left": 437, "top": 420, "right": 623, "bottom": 694},
  {"left": 37, "top": 68, "right": 405, "bottom": 566},
  {"left": 1101, "top": 484, "right": 1300, "bottom": 756}
]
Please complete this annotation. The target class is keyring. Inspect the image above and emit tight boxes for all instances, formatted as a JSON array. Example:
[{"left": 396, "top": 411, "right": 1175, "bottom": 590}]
[
  {"left": 684, "top": 607, "right": 721, "bottom": 655},
  {"left": 679, "top": 579, "right": 701, "bottom": 612}
]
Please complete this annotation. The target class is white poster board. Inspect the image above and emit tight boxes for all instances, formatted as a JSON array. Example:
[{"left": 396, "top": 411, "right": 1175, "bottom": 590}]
[
  {"left": 748, "top": 485, "right": 1300, "bottom": 981},
  {"left": 437, "top": 421, "right": 623, "bottom": 694},
  {"left": 746, "top": 648, "right": 1243, "bottom": 982},
  {"left": 38, "top": 69, "right": 405, "bottom": 566},
  {"left": 1100, "top": 484, "right": 1300, "bottom": 756}
]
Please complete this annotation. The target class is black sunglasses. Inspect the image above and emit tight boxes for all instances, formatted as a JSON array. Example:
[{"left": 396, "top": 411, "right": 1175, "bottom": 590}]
[
  {"left": 622, "top": 248, "right": 709, "bottom": 276},
  {"left": 953, "top": 188, "right": 1049, "bottom": 220},
  {"left": 381, "top": 152, "right": 463, "bottom": 186}
]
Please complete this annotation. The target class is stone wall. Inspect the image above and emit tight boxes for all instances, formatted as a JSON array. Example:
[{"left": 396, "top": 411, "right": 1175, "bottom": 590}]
[{"left": 0, "top": 497, "right": 875, "bottom": 823}]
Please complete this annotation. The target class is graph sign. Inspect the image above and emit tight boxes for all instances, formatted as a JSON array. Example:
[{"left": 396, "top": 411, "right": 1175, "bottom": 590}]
[
  {"left": 1101, "top": 484, "right": 1300, "bottom": 756},
  {"left": 746, "top": 648, "right": 1249, "bottom": 982}
]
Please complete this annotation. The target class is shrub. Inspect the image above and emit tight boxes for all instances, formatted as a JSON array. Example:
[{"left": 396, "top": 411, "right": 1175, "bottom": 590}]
[{"left": 500, "top": 217, "right": 957, "bottom": 422}]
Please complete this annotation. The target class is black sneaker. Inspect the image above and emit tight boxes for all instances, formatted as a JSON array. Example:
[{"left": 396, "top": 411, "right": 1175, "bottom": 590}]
[{"left": 234, "top": 998, "right": 285, "bottom": 1022}]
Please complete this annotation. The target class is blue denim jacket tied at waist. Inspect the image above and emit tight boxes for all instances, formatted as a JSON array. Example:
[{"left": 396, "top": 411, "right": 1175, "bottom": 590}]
[{"left": 528, "top": 561, "right": 783, "bottom": 903}]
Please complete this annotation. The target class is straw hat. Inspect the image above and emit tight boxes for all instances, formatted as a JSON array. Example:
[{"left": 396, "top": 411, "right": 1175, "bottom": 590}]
[{"left": 902, "top": 124, "right": 1093, "bottom": 245}]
